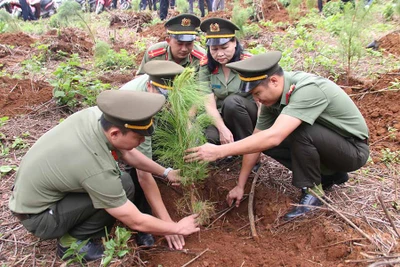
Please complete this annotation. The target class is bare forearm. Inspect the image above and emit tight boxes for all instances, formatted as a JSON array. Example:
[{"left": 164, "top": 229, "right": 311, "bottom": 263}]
[
  {"left": 122, "top": 149, "right": 166, "bottom": 177},
  {"left": 137, "top": 170, "right": 172, "bottom": 222},
  {"left": 237, "top": 153, "right": 260, "bottom": 188}
]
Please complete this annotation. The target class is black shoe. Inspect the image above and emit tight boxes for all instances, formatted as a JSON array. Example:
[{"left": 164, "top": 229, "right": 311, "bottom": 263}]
[
  {"left": 57, "top": 239, "right": 104, "bottom": 262},
  {"left": 136, "top": 232, "right": 154, "bottom": 246},
  {"left": 251, "top": 162, "right": 261, "bottom": 173},
  {"left": 283, "top": 193, "right": 322, "bottom": 220},
  {"left": 321, "top": 172, "right": 349, "bottom": 190}
]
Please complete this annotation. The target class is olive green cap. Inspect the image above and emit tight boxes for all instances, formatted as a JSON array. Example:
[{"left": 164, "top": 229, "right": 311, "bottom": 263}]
[
  {"left": 226, "top": 51, "right": 282, "bottom": 93},
  {"left": 164, "top": 14, "right": 200, "bottom": 42},
  {"left": 200, "top": 18, "right": 239, "bottom": 46},
  {"left": 97, "top": 90, "right": 166, "bottom": 136},
  {"left": 143, "top": 60, "right": 184, "bottom": 91}
]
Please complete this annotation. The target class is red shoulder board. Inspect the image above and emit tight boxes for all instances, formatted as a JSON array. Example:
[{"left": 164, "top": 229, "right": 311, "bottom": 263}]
[
  {"left": 240, "top": 53, "right": 252, "bottom": 60},
  {"left": 191, "top": 49, "right": 206, "bottom": 60},
  {"left": 148, "top": 47, "right": 167, "bottom": 59},
  {"left": 200, "top": 57, "right": 208, "bottom": 66}
]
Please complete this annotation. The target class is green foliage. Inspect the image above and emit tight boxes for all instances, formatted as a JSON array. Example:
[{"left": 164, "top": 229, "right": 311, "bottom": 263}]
[
  {"left": 102, "top": 227, "right": 131, "bottom": 267},
  {"left": 396, "top": 0, "right": 400, "bottom": 14},
  {"left": 231, "top": 0, "right": 252, "bottom": 38},
  {"left": 242, "top": 23, "right": 262, "bottom": 38},
  {"left": 247, "top": 44, "right": 268, "bottom": 55},
  {"left": 389, "top": 79, "right": 400, "bottom": 89},
  {"left": 278, "top": 0, "right": 290, "bottom": 7},
  {"left": 51, "top": 54, "right": 110, "bottom": 108},
  {"left": 0, "top": 165, "right": 18, "bottom": 178},
  {"left": 382, "top": 2, "right": 395, "bottom": 20},
  {"left": 322, "top": 0, "right": 343, "bottom": 17},
  {"left": 143, "top": 17, "right": 162, "bottom": 27},
  {"left": 0, "top": 116, "right": 8, "bottom": 127},
  {"left": 131, "top": 0, "right": 140, "bottom": 11},
  {"left": 176, "top": 0, "right": 189, "bottom": 13},
  {"left": 94, "top": 41, "right": 135, "bottom": 71},
  {"left": 337, "top": 2, "right": 370, "bottom": 81},
  {"left": 62, "top": 239, "right": 89, "bottom": 266},
  {"left": 287, "top": 0, "right": 302, "bottom": 19},
  {"left": 11, "top": 136, "right": 29, "bottom": 150},
  {"left": 153, "top": 68, "right": 211, "bottom": 185},
  {"left": 0, "top": 10, "right": 21, "bottom": 33},
  {"left": 380, "top": 148, "right": 400, "bottom": 164},
  {"left": 50, "top": 0, "right": 96, "bottom": 42}
]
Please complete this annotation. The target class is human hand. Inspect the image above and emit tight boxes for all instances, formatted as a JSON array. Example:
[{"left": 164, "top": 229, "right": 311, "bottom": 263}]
[
  {"left": 184, "top": 143, "right": 222, "bottom": 163},
  {"left": 218, "top": 126, "right": 234, "bottom": 144},
  {"left": 176, "top": 214, "right": 200, "bottom": 236},
  {"left": 165, "top": 234, "right": 185, "bottom": 250},
  {"left": 226, "top": 186, "right": 244, "bottom": 208},
  {"left": 166, "top": 169, "right": 182, "bottom": 186}
]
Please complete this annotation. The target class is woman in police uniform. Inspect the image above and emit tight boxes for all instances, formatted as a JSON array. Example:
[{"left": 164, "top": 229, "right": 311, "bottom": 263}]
[{"left": 199, "top": 18, "right": 258, "bottom": 145}]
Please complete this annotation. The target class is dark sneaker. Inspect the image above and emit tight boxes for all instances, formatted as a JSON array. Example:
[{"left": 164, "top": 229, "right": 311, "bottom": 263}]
[
  {"left": 321, "top": 172, "right": 349, "bottom": 190},
  {"left": 283, "top": 193, "right": 322, "bottom": 220},
  {"left": 135, "top": 232, "right": 154, "bottom": 246},
  {"left": 251, "top": 162, "right": 261, "bottom": 173},
  {"left": 57, "top": 239, "right": 104, "bottom": 262}
]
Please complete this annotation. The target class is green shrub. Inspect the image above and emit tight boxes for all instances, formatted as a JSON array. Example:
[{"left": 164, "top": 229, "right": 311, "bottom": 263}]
[
  {"left": 94, "top": 41, "right": 135, "bottom": 71},
  {"left": 51, "top": 54, "right": 110, "bottom": 108}
]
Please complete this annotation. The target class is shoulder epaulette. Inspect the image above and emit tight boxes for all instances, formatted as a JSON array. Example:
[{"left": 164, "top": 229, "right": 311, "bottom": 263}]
[
  {"left": 148, "top": 47, "right": 167, "bottom": 59},
  {"left": 240, "top": 53, "right": 252, "bottom": 60},
  {"left": 200, "top": 57, "right": 208, "bottom": 66},
  {"left": 191, "top": 49, "right": 206, "bottom": 60}
]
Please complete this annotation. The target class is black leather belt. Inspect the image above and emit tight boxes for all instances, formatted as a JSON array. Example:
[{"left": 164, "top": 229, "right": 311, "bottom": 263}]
[{"left": 12, "top": 212, "right": 31, "bottom": 221}]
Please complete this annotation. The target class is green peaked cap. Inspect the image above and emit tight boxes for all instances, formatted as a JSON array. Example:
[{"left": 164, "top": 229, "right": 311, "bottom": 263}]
[
  {"left": 97, "top": 90, "right": 166, "bottom": 136},
  {"left": 165, "top": 13, "right": 200, "bottom": 42},
  {"left": 226, "top": 51, "right": 282, "bottom": 93},
  {"left": 200, "top": 18, "right": 239, "bottom": 46},
  {"left": 143, "top": 60, "right": 185, "bottom": 90}
]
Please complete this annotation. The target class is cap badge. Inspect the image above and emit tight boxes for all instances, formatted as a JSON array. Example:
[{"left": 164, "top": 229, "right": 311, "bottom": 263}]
[
  {"left": 210, "top": 23, "right": 220, "bottom": 32},
  {"left": 181, "top": 18, "right": 191, "bottom": 27}
]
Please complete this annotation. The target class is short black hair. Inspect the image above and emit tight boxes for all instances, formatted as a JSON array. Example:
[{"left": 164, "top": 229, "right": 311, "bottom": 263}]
[
  {"left": 259, "top": 66, "right": 284, "bottom": 86},
  {"left": 100, "top": 114, "right": 130, "bottom": 135},
  {"left": 206, "top": 38, "right": 243, "bottom": 73}
]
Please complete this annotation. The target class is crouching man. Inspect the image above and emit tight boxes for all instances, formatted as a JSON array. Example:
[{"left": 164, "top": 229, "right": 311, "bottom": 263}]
[
  {"left": 185, "top": 51, "right": 369, "bottom": 220},
  {"left": 9, "top": 90, "right": 200, "bottom": 262}
]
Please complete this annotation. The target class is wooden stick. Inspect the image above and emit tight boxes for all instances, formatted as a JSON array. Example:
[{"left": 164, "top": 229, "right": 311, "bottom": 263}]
[
  {"left": 206, "top": 196, "right": 248, "bottom": 229},
  {"left": 368, "top": 258, "right": 400, "bottom": 267},
  {"left": 249, "top": 166, "right": 262, "bottom": 242},
  {"left": 377, "top": 194, "right": 400, "bottom": 239},
  {"left": 315, "top": 237, "right": 366, "bottom": 249},
  {"left": 348, "top": 88, "right": 400, "bottom": 97},
  {"left": 308, "top": 189, "right": 377, "bottom": 248},
  {"left": 180, "top": 248, "right": 209, "bottom": 267}
]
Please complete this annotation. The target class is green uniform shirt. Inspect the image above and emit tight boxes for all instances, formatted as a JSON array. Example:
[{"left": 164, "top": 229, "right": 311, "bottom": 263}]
[
  {"left": 257, "top": 71, "right": 369, "bottom": 140},
  {"left": 136, "top": 41, "right": 206, "bottom": 75},
  {"left": 9, "top": 107, "right": 127, "bottom": 214},
  {"left": 119, "top": 75, "right": 153, "bottom": 159},
  {"left": 199, "top": 61, "right": 253, "bottom": 110}
]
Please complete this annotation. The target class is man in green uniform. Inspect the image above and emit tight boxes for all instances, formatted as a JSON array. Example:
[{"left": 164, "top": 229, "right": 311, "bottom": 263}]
[
  {"left": 185, "top": 51, "right": 370, "bottom": 220},
  {"left": 9, "top": 90, "right": 200, "bottom": 262},
  {"left": 120, "top": 60, "right": 184, "bottom": 246},
  {"left": 136, "top": 13, "right": 206, "bottom": 75}
]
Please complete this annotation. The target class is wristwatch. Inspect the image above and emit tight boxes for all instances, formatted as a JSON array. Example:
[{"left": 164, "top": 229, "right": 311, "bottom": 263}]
[{"left": 162, "top": 167, "right": 173, "bottom": 180}]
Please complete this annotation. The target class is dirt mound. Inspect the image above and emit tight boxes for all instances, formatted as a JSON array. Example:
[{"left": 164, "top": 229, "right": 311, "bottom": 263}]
[
  {"left": 139, "top": 22, "right": 168, "bottom": 42},
  {"left": 262, "top": 0, "right": 289, "bottom": 23},
  {"left": 109, "top": 11, "right": 153, "bottom": 31},
  {"left": 0, "top": 76, "right": 53, "bottom": 117},
  {"left": 350, "top": 72, "right": 400, "bottom": 158},
  {"left": 379, "top": 30, "right": 400, "bottom": 57},
  {"left": 0, "top": 32, "right": 35, "bottom": 47},
  {"left": 98, "top": 72, "right": 134, "bottom": 87},
  {"left": 41, "top": 28, "right": 94, "bottom": 57}
]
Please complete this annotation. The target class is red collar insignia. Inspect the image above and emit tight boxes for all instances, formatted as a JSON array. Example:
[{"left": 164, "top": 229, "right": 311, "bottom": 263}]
[{"left": 285, "top": 84, "right": 296, "bottom": 105}]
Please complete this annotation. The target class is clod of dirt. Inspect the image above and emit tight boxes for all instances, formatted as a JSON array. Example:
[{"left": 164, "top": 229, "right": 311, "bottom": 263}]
[
  {"left": 110, "top": 11, "right": 153, "bottom": 31},
  {"left": 378, "top": 30, "right": 400, "bottom": 57},
  {"left": 0, "top": 76, "right": 53, "bottom": 117},
  {"left": 0, "top": 32, "right": 35, "bottom": 47}
]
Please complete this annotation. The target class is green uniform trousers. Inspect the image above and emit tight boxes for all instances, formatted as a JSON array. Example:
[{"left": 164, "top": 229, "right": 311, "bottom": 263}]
[
  {"left": 19, "top": 172, "right": 135, "bottom": 240},
  {"left": 264, "top": 123, "right": 369, "bottom": 188}
]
